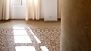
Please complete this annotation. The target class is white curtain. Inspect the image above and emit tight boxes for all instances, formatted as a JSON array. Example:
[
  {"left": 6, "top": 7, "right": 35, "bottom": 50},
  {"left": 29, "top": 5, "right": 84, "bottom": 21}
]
[
  {"left": 26, "top": 0, "right": 41, "bottom": 20},
  {"left": 0, "top": 0, "right": 12, "bottom": 20}
]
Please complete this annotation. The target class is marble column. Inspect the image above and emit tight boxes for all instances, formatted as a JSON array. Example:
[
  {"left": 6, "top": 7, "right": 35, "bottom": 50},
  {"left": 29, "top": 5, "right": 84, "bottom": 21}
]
[{"left": 61, "top": 0, "right": 91, "bottom": 51}]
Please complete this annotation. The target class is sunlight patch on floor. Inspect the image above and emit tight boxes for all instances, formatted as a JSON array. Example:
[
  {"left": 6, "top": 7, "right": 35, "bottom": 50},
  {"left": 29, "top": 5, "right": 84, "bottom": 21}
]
[
  {"left": 40, "top": 46, "right": 49, "bottom": 51},
  {"left": 13, "top": 26, "right": 32, "bottom": 43},
  {"left": 34, "top": 36, "right": 41, "bottom": 43},
  {"left": 14, "top": 36, "right": 32, "bottom": 43},
  {"left": 28, "top": 27, "right": 41, "bottom": 43},
  {"left": 13, "top": 26, "right": 50, "bottom": 51},
  {"left": 13, "top": 30, "right": 28, "bottom": 35},
  {"left": 15, "top": 46, "right": 35, "bottom": 51},
  {"left": 13, "top": 26, "right": 25, "bottom": 29}
]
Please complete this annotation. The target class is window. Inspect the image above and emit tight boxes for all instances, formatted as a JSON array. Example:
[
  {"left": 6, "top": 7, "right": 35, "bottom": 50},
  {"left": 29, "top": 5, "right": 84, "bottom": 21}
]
[
  {"left": 22, "top": 0, "right": 26, "bottom": 5},
  {"left": 12, "top": 0, "right": 26, "bottom": 5}
]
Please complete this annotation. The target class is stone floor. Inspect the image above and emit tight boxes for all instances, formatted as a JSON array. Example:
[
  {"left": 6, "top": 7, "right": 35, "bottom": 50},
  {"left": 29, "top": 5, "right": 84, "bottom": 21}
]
[{"left": 0, "top": 20, "right": 61, "bottom": 51}]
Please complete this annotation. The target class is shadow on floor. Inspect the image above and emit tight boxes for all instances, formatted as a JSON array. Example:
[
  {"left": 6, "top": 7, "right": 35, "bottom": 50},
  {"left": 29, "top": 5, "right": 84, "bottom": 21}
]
[{"left": 0, "top": 20, "right": 11, "bottom": 23}]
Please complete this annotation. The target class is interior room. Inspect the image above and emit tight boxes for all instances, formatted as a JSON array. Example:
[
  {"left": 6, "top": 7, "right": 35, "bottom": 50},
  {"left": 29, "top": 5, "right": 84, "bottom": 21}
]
[
  {"left": 1, "top": 0, "right": 91, "bottom": 51},
  {"left": 0, "top": 0, "right": 61, "bottom": 51}
]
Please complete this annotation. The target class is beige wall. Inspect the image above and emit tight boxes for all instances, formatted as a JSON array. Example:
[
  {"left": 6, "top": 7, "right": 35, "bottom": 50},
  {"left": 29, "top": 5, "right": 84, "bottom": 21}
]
[
  {"left": 61, "top": 0, "right": 91, "bottom": 51},
  {"left": 0, "top": 0, "right": 2, "bottom": 19},
  {"left": 58, "top": 0, "right": 61, "bottom": 18}
]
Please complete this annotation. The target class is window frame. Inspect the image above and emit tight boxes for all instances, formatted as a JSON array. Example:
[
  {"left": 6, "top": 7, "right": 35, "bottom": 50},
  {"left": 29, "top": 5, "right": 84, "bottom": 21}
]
[{"left": 12, "top": 0, "right": 26, "bottom": 5}]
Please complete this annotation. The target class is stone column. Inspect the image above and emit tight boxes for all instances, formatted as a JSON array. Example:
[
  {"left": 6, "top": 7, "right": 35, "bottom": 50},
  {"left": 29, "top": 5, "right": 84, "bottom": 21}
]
[{"left": 61, "top": 0, "right": 91, "bottom": 51}]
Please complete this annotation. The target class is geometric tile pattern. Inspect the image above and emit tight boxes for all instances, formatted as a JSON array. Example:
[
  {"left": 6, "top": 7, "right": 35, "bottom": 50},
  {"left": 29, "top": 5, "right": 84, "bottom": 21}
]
[{"left": 0, "top": 28, "right": 61, "bottom": 51}]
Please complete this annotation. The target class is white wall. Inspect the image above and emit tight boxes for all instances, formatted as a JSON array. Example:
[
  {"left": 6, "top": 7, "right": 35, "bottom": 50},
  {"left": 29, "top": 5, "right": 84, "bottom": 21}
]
[
  {"left": 44, "top": 0, "right": 57, "bottom": 21},
  {"left": 41, "top": 0, "right": 60, "bottom": 19},
  {"left": 12, "top": 0, "right": 60, "bottom": 19}
]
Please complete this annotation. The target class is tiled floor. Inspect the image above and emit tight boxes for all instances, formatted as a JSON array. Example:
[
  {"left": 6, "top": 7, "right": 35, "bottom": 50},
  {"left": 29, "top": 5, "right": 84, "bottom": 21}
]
[{"left": 0, "top": 20, "right": 61, "bottom": 51}]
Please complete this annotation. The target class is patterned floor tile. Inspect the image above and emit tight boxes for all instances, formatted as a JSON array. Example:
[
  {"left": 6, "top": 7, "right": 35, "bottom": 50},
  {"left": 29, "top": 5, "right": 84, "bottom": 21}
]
[{"left": 0, "top": 28, "right": 61, "bottom": 51}]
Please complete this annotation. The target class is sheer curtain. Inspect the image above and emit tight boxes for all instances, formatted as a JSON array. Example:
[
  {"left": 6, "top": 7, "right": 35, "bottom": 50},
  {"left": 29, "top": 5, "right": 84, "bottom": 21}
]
[
  {"left": 26, "top": 0, "right": 41, "bottom": 20},
  {"left": 0, "top": 0, "right": 12, "bottom": 20}
]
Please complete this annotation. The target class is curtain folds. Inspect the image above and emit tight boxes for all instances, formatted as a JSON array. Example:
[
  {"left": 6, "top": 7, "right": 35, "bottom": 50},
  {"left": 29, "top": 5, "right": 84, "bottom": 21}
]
[
  {"left": 26, "top": 0, "right": 41, "bottom": 20},
  {"left": 0, "top": 0, "right": 12, "bottom": 20}
]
